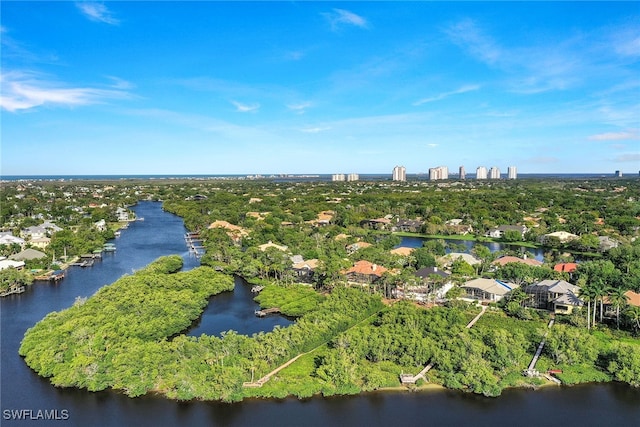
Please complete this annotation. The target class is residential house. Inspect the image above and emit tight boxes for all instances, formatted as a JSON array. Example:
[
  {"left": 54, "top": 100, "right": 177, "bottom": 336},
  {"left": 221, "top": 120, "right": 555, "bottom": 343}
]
[
  {"left": 414, "top": 266, "right": 453, "bottom": 300},
  {"left": 9, "top": 248, "right": 47, "bottom": 262},
  {"left": 598, "top": 236, "right": 619, "bottom": 251},
  {"left": 395, "top": 219, "right": 423, "bottom": 233},
  {"left": 29, "top": 237, "right": 51, "bottom": 249},
  {"left": 462, "top": 278, "right": 518, "bottom": 302},
  {"left": 553, "top": 263, "right": 579, "bottom": 273},
  {"left": 361, "top": 217, "right": 392, "bottom": 230},
  {"left": 492, "top": 256, "right": 543, "bottom": 267},
  {"left": 390, "top": 247, "right": 414, "bottom": 257},
  {"left": 291, "top": 257, "right": 319, "bottom": 283},
  {"left": 0, "top": 232, "right": 25, "bottom": 248},
  {"left": 540, "top": 231, "right": 579, "bottom": 244},
  {"left": 523, "top": 279, "right": 583, "bottom": 314},
  {"left": 439, "top": 252, "right": 481, "bottom": 267},
  {"left": 258, "top": 241, "right": 289, "bottom": 252},
  {"left": 343, "top": 260, "right": 388, "bottom": 284},
  {"left": 485, "top": 225, "right": 527, "bottom": 239},
  {"left": 0, "top": 257, "right": 25, "bottom": 271},
  {"left": 345, "top": 241, "right": 372, "bottom": 255},
  {"left": 21, "top": 222, "right": 62, "bottom": 240},
  {"left": 94, "top": 219, "right": 107, "bottom": 232},
  {"left": 115, "top": 207, "right": 131, "bottom": 222},
  {"left": 208, "top": 220, "right": 249, "bottom": 242}
]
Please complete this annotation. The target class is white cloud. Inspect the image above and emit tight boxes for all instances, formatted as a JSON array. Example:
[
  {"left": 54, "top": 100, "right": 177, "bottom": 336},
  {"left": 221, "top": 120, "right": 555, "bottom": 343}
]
[
  {"left": 444, "top": 19, "right": 501, "bottom": 65},
  {"left": 76, "top": 2, "right": 119, "bottom": 25},
  {"left": 427, "top": 143, "right": 438, "bottom": 148},
  {"left": 287, "top": 102, "right": 313, "bottom": 114},
  {"left": 588, "top": 130, "right": 639, "bottom": 141},
  {"left": 231, "top": 100, "right": 260, "bottom": 113},
  {"left": 324, "top": 9, "right": 368, "bottom": 31},
  {"left": 413, "top": 84, "right": 480, "bottom": 106},
  {"left": 300, "top": 126, "right": 331, "bottom": 133},
  {"left": 0, "top": 71, "right": 131, "bottom": 112}
]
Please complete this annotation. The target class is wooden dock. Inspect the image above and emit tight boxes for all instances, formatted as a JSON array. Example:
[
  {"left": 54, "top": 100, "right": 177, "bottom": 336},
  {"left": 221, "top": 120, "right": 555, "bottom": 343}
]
[{"left": 254, "top": 307, "right": 281, "bottom": 317}]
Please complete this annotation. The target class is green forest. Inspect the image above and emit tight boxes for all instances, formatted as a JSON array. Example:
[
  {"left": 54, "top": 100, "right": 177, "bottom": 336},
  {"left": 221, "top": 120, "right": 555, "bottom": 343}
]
[{"left": 10, "top": 177, "right": 640, "bottom": 401}]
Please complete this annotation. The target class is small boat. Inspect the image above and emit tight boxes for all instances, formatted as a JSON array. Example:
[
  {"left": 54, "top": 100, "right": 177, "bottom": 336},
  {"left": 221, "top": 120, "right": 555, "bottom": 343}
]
[{"left": 114, "top": 231, "right": 121, "bottom": 238}]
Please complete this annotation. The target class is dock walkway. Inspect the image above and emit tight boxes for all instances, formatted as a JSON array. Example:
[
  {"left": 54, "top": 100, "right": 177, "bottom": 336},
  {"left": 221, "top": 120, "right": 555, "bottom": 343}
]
[{"left": 524, "top": 317, "right": 555, "bottom": 377}]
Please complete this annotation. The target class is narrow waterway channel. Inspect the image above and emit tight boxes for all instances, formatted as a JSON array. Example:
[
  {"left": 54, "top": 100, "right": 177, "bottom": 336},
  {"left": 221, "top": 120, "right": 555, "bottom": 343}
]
[{"left": 1, "top": 201, "right": 638, "bottom": 427}]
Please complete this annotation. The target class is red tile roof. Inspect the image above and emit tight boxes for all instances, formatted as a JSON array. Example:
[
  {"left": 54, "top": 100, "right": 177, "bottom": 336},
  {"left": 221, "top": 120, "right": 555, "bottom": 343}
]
[
  {"left": 344, "top": 260, "right": 387, "bottom": 277},
  {"left": 554, "top": 263, "right": 579, "bottom": 273}
]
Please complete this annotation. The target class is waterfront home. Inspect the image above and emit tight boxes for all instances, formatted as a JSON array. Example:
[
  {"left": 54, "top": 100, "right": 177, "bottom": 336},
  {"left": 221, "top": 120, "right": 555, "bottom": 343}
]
[
  {"left": 9, "top": 248, "right": 47, "bottom": 261},
  {"left": 390, "top": 247, "right": 414, "bottom": 256},
  {"left": 539, "top": 231, "right": 579, "bottom": 244},
  {"left": 94, "top": 219, "right": 107, "bottom": 232},
  {"left": 462, "top": 278, "right": 518, "bottom": 302},
  {"left": 439, "top": 252, "right": 481, "bottom": 267},
  {"left": 208, "top": 220, "right": 249, "bottom": 242},
  {"left": 485, "top": 225, "right": 527, "bottom": 239},
  {"left": 395, "top": 219, "right": 423, "bottom": 233},
  {"left": 116, "top": 207, "right": 131, "bottom": 222},
  {"left": 343, "top": 260, "right": 388, "bottom": 284},
  {"left": 291, "top": 257, "right": 319, "bottom": 283},
  {"left": 493, "top": 256, "right": 543, "bottom": 267},
  {"left": 0, "top": 258, "right": 26, "bottom": 271},
  {"left": 523, "top": 279, "right": 583, "bottom": 314},
  {"left": 361, "top": 217, "right": 392, "bottom": 230}
]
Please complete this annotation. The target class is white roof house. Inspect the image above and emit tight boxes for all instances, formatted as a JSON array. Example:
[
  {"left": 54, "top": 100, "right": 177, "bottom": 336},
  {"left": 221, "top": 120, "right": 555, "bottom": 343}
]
[
  {"left": 0, "top": 258, "right": 26, "bottom": 271},
  {"left": 462, "top": 278, "right": 518, "bottom": 302}
]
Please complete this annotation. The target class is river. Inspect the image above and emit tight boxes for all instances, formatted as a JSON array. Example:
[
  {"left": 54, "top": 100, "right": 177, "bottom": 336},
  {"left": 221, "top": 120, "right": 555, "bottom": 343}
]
[{"left": 1, "top": 201, "right": 639, "bottom": 426}]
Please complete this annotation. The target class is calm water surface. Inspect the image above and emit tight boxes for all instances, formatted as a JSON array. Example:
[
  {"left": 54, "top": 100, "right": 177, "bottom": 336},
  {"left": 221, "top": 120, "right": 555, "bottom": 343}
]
[
  {"left": 399, "top": 236, "right": 546, "bottom": 261},
  {"left": 2, "top": 202, "right": 639, "bottom": 426}
]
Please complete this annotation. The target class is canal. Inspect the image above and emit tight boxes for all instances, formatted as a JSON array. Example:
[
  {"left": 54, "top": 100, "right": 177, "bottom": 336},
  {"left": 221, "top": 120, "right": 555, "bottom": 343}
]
[{"left": 1, "top": 201, "right": 639, "bottom": 426}]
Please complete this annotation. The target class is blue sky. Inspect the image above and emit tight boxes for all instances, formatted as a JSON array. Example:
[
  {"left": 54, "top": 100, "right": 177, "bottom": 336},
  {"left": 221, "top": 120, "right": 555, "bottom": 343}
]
[{"left": 1, "top": 1, "right": 639, "bottom": 175}]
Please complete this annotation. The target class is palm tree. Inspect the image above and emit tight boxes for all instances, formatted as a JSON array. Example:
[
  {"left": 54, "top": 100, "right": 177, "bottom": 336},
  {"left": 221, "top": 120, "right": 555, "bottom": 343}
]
[
  {"left": 624, "top": 306, "right": 640, "bottom": 333},
  {"left": 608, "top": 287, "right": 629, "bottom": 329},
  {"left": 578, "top": 280, "right": 596, "bottom": 330},
  {"left": 589, "top": 279, "right": 607, "bottom": 324}
]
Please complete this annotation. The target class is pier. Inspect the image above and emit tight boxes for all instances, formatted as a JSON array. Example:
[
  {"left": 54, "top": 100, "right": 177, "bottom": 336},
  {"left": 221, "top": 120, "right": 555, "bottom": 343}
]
[
  {"left": 184, "top": 233, "right": 205, "bottom": 258},
  {"left": 0, "top": 284, "right": 25, "bottom": 297},
  {"left": 524, "top": 317, "right": 555, "bottom": 379},
  {"left": 254, "top": 307, "right": 281, "bottom": 317}
]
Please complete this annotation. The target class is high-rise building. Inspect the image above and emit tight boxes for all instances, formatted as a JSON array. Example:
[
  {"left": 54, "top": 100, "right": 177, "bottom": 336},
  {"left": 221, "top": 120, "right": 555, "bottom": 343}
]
[
  {"left": 346, "top": 173, "right": 359, "bottom": 181},
  {"left": 476, "top": 166, "right": 487, "bottom": 179},
  {"left": 392, "top": 165, "right": 406, "bottom": 181},
  {"left": 331, "top": 174, "right": 345, "bottom": 182},
  {"left": 508, "top": 166, "right": 517, "bottom": 180},
  {"left": 615, "top": 170, "right": 623, "bottom": 178},
  {"left": 489, "top": 167, "right": 501, "bottom": 179},
  {"left": 429, "top": 166, "right": 448, "bottom": 180},
  {"left": 459, "top": 166, "right": 466, "bottom": 180}
]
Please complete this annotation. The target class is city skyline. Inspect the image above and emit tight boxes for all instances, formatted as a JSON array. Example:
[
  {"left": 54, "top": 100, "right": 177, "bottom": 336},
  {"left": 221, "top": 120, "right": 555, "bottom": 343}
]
[{"left": 1, "top": 2, "right": 639, "bottom": 175}]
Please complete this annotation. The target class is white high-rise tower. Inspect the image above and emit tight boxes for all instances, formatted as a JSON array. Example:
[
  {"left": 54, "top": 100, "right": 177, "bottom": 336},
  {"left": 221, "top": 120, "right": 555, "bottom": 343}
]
[
  {"left": 508, "top": 166, "right": 517, "bottom": 180},
  {"left": 392, "top": 166, "right": 406, "bottom": 181}
]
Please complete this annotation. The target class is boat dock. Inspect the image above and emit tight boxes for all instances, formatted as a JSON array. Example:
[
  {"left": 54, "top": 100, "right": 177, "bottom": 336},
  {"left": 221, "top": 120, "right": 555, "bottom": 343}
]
[
  {"left": 254, "top": 307, "right": 281, "bottom": 317},
  {"left": 184, "top": 233, "right": 205, "bottom": 258},
  {"left": 34, "top": 270, "right": 65, "bottom": 281},
  {"left": 0, "top": 284, "right": 25, "bottom": 297}
]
